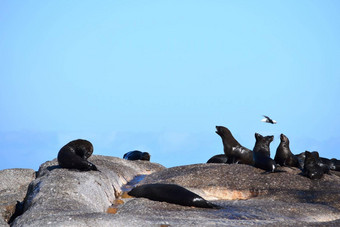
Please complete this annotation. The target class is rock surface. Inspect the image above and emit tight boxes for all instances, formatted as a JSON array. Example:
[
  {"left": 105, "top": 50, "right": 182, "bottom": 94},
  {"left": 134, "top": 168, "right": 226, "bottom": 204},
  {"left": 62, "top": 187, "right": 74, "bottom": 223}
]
[
  {"left": 2, "top": 157, "right": 340, "bottom": 226},
  {"left": 0, "top": 168, "right": 35, "bottom": 226}
]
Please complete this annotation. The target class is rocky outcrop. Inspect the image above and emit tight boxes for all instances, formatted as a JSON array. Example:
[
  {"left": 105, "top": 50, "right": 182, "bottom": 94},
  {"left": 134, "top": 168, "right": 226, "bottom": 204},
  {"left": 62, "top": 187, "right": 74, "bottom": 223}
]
[
  {"left": 11, "top": 155, "right": 164, "bottom": 227},
  {"left": 3, "top": 156, "right": 340, "bottom": 226},
  {"left": 0, "top": 168, "right": 35, "bottom": 226}
]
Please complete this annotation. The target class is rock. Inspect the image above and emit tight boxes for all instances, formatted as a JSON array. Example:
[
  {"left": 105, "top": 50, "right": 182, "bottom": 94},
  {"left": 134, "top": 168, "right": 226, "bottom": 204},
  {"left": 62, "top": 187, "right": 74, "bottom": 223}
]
[
  {"left": 9, "top": 159, "right": 340, "bottom": 226},
  {"left": 140, "top": 164, "right": 340, "bottom": 206},
  {"left": 11, "top": 155, "right": 165, "bottom": 227},
  {"left": 0, "top": 168, "right": 35, "bottom": 226}
]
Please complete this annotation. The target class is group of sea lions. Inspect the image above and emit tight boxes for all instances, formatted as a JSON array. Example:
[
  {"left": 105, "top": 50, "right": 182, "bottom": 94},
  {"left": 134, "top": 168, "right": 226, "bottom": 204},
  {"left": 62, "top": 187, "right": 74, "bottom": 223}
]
[
  {"left": 56, "top": 126, "right": 339, "bottom": 208},
  {"left": 213, "top": 126, "right": 340, "bottom": 179},
  {"left": 57, "top": 140, "right": 216, "bottom": 208}
]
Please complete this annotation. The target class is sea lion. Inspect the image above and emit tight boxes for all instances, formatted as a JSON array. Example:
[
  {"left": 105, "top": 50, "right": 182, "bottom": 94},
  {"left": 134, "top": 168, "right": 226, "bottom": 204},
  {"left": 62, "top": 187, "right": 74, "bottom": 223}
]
[
  {"left": 123, "top": 150, "right": 151, "bottom": 161},
  {"left": 331, "top": 158, "right": 340, "bottom": 171},
  {"left": 57, "top": 139, "right": 98, "bottom": 171},
  {"left": 303, "top": 151, "right": 324, "bottom": 180},
  {"left": 128, "top": 183, "right": 219, "bottom": 208},
  {"left": 207, "top": 154, "right": 228, "bottom": 163},
  {"left": 252, "top": 133, "right": 276, "bottom": 172},
  {"left": 253, "top": 151, "right": 277, "bottom": 172},
  {"left": 274, "top": 134, "right": 300, "bottom": 168},
  {"left": 296, "top": 152, "right": 306, "bottom": 169},
  {"left": 215, "top": 126, "right": 254, "bottom": 165},
  {"left": 311, "top": 151, "right": 331, "bottom": 174},
  {"left": 253, "top": 133, "right": 273, "bottom": 157}
]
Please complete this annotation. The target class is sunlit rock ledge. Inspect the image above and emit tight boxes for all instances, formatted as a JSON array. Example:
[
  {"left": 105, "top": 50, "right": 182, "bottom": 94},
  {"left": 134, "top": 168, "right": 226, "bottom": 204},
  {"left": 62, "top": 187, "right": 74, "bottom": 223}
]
[{"left": 1, "top": 155, "right": 340, "bottom": 226}]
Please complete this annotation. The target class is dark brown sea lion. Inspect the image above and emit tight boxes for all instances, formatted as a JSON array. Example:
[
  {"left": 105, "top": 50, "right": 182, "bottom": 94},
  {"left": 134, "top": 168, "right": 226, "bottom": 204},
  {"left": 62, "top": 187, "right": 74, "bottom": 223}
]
[
  {"left": 215, "top": 126, "right": 254, "bottom": 165},
  {"left": 311, "top": 151, "right": 331, "bottom": 174},
  {"left": 128, "top": 183, "right": 220, "bottom": 208},
  {"left": 303, "top": 151, "right": 324, "bottom": 180},
  {"left": 57, "top": 139, "right": 98, "bottom": 171},
  {"left": 123, "top": 150, "right": 151, "bottom": 161},
  {"left": 274, "top": 134, "right": 299, "bottom": 168},
  {"left": 207, "top": 154, "right": 228, "bottom": 163},
  {"left": 252, "top": 133, "right": 276, "bottom": 172},
  {"left": 253, "top": 133, "right": 273, "bottom": 157},
  {"left": 331, "top": 158, "right": 340, "bottom": 171}
]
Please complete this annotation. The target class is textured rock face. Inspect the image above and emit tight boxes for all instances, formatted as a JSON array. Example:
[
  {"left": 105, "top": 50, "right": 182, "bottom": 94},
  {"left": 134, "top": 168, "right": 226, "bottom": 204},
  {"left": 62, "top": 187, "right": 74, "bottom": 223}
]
[
  {"left": 5, "top": 158, "right": 340, "bottom": 226},
  {"left": 0, "top": 168, "right": 35, "bottom": 226},
  {"left": 11, "top": 155, "right": 165, "bottom": 227},
  {"left": 140, "top": 163, "right": 340, "bottom": 207}
]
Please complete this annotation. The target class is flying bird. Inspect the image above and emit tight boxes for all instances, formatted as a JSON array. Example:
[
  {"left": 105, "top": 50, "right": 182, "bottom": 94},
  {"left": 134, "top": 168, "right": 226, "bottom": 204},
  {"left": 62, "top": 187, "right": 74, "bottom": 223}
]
[{"left": 261, "top": 115, "right": 277, "bottom": 124}]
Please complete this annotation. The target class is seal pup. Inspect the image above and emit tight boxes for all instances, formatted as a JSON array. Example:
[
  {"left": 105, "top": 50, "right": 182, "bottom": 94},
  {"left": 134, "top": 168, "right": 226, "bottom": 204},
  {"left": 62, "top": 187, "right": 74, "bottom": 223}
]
[
  {"left": 123, "top": 150, "right": 151, "bottom": 161},
  {"left": 215, "top": 126, "right": 254, "bottom": 165},
  {"left": 128, "top": 183, "right": 220, "bottom": 208},
  {"left": 303, "top": 151, "right": 324, "bottom": 180},
  {"left": 274, "top": 134, "right": 300, "bottom": 168},
  {"left": 57, "top": 139, "right": 98, "bottom": 171},
  {"left": 207, "top": 154, "right": 228, "bottom": 163},
  {"left": 253, "top": 133, "right": 273, "bottom": 157},
  {"left": 261, "top": 115, "right": 277, "bottom": 124},
  {"left": 252, "top": 133, "right": 276, "bottom": 172}
]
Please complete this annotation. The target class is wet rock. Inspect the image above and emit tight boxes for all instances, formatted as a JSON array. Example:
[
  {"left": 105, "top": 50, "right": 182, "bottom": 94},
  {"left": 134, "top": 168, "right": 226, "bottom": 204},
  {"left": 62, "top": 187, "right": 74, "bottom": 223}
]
[{"left": 0, "top": 168, "right": 35, "bottom": 225}]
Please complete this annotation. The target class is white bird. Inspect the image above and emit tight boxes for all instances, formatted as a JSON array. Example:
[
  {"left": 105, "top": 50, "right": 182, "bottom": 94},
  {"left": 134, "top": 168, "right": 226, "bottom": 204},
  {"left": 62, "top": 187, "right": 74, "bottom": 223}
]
[{"left": 261, "top": 115, "right": 277, "bottom": 124}]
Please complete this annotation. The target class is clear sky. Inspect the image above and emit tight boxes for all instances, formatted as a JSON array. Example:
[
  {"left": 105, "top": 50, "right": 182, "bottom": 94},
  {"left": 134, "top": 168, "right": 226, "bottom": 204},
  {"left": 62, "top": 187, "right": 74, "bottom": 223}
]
[{"left": 1, "top": 1, "right": 339, "bottom": 171}]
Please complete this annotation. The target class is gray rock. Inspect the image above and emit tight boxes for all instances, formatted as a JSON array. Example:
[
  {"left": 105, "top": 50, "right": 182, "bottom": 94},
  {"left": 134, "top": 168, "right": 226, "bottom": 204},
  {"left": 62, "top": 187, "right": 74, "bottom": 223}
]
[
  {"left": 10, "top": 159, "right": 340, "bottom": 226},
  {"left": 0, "top": 168, "right": 35, "bottom": 226},
  {"left": 11, "top": 155, "right": 165, "bottom": 227}
]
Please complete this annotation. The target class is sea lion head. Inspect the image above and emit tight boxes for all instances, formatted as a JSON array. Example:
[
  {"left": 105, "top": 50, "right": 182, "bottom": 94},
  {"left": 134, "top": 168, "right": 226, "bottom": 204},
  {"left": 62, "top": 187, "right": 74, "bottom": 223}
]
[
  {"left": 141, "top": 152, "right": 151, "bottom": 161},
  {"left": 254, "top": 133, "right": 274, "bottom": 144},
  {"left": 215, "top": 126, "right": 231, "bottom": 137},
  {"left": 280, "top": 134, "right": 289, "bottom": 144}
]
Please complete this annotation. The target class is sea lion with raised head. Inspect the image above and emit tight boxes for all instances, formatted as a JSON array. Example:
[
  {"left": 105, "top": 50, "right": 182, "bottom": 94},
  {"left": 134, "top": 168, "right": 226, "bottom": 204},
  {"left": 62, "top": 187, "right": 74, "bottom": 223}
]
[
  {"left": 128, "top": 183, "right": 220, "bottom": 208},
  {"left": 253, "top": 133, "right": 273, "bottom": 157},
  {"left": 123, "top": 150, "right": 151, "bottom": 161},
  {"left": 252, "top": 133, "right": 276, "bottom": 172},
  {"left": 57, "top": 139, "right": 98, "bottom": 171},
  {"left": 215, "top": 126, "right": 254, "bottom": 165},
  {"left": 274, "top": 134, "right": 300, "bottom": 168}
]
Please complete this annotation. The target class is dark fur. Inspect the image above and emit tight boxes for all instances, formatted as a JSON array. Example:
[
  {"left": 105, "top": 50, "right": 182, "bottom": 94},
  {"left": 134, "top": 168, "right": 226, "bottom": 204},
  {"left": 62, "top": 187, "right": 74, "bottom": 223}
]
[
  {"left": 331, "top": 158, "right": 340, "bottom": 171},
  {"left": 57, "top": 139, "right": 98, "bottom": 171},
  {"left": 215, "top": 126, "right": 254, "bottom": 165},
  {"left": 207, "top": 154, "right": 228, "bottom": 163},
  {"left": 253, "top": 133, "right": 273, "bottom": 157},
  {"left": 123, "top": 150, "right": 151, "bottom": 161},
  {"left": 311, "top": 151, "right": 331, "bottom": 174},
  {"left": 274, "top": 134, "right": 299, "bottom": 168},
  {"left": 252, "top": 133, "right": 276, "bottom": 172},
  {"left": 128, "top": 183, "right": 219, "bottom": 208},
  {"left": 303, "top": 151, "right": 324, "bottom": 180}
]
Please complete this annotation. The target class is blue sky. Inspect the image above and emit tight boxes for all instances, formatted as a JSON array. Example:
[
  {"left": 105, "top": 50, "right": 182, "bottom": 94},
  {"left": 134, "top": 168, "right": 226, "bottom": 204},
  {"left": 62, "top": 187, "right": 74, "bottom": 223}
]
[{"left": 1, "top": 1, "right": 340, "bottom": 170}]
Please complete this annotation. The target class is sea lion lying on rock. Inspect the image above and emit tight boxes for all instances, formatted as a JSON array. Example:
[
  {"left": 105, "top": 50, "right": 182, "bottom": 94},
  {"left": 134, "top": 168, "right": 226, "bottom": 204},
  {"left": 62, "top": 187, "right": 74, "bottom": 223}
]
[
  {"left": 128, "top": 183, "right": 220, "bottom": 208},
  {"left": 123, "top": 150, "right": 151, "bottom": 161},
  {"left": 57, "top": 139, "right": 98, "bottom": 171},
  {"left": 303, "top": 151, "right": 324, "bottom": 180}
]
